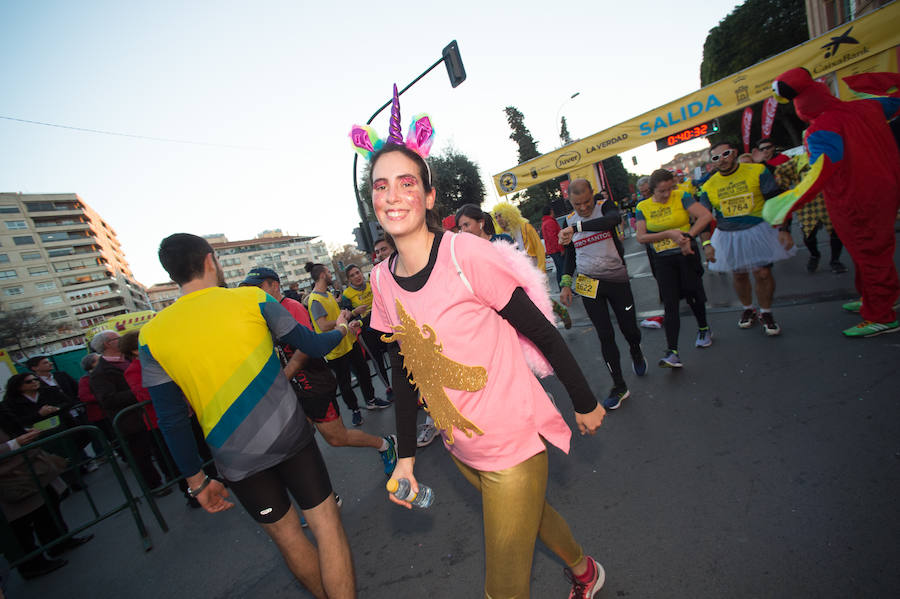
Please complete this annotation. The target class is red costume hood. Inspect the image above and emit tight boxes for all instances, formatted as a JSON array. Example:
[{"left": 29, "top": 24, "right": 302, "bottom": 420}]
[{"left": 773, "top": 67, "right": 843, "bottom": 122}]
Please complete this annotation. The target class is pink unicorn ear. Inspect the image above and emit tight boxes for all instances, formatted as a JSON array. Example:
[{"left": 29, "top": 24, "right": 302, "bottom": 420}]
[
  {"left": 349, "top": 125, "right": 383, "bottom": 160},
  {"left": 405, "top": 114, "right": 434, "bottom": 158}
]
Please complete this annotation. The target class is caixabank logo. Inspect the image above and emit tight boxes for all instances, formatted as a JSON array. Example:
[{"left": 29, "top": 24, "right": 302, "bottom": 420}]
[
  {"left": 821, "top": 26, "right": 859, "bottom": 59},
  {"left": 813, "top": 26, "right": 868, "bottom": 74}
]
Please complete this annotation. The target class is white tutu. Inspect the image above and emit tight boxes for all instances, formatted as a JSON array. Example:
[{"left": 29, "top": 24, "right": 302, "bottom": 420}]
[{"left": 708, "top": 222, "right": 796, "bottom": 273}]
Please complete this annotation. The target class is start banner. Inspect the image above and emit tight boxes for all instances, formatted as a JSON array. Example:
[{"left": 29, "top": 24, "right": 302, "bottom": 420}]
[{"left": 493, "top": 1, "right": 900, "bottom": 196}]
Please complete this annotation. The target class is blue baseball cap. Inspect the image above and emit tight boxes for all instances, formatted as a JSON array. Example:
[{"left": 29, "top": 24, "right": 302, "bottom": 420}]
[{"left": 240, "top": 266, "right": 280, "bottom": 286}]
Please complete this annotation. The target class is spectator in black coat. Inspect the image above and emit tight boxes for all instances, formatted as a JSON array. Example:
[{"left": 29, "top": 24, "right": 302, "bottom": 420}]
[
  {"left": 89, "top": 331, "right": 170, "bottom": 494},
  {"left": 25, "top": 356, "right": 79, "bottom": 402}
]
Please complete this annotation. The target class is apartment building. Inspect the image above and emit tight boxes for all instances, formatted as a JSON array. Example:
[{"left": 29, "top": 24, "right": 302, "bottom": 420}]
[
  {"left": 0, "top": 192, "right": 150, "bottom": 355},
  {"left": 146, "top": 281, "right": 179, "bottom": 311},
  {"left": 208, "top": 232, "right": 331, "bottom": 290}
]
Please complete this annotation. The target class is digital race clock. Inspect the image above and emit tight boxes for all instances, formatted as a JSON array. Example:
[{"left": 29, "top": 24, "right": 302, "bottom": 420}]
[{"left": 655, "top": 119, "right": 720, "bottom": 151}]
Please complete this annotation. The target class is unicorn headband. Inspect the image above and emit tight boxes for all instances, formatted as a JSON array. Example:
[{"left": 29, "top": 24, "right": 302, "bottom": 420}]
[{"left": 349, "top": 84, "right": 435, "bottom": 168}]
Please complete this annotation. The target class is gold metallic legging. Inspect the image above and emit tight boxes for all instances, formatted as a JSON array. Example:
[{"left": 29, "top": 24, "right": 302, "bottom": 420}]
[{"left": 451, "top": 450, "right": 584, "bottom": 599}]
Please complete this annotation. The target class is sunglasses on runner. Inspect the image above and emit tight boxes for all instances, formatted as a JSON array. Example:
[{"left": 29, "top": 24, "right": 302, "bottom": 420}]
[{"left": 710, "top": 149, "right": 734, "bottom": 162}]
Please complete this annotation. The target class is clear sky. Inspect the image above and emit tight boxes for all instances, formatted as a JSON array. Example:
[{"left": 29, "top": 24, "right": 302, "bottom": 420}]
[{"left": 0, "top": 0, "right": 742, "bottom": 286}]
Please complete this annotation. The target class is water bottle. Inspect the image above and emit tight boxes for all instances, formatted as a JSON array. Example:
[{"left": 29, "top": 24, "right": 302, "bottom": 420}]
[{"left": 386, "top": 478, "right": 434, "bottom": 508}]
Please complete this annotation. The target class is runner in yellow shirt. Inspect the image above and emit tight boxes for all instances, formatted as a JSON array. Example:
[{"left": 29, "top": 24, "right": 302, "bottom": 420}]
[{"left": 698, "top": 140, "right": 795, "bottom": 336}]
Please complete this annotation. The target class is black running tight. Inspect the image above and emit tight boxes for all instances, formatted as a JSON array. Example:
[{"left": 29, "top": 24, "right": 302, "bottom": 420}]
[{"left": 580, "top": 280, "right": 642, "bottom": 387}]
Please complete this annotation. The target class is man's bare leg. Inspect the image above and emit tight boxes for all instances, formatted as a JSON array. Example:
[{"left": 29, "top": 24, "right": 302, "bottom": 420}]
[
  {"left": 316, "top": 419, "right": 382, "bottom": 450},
  {"left": 732, "top": 271, "right": 753, "bottom": 306},
  {"left": 304, "top": 494, "right": 356, "bottom": 599},
  {"left": 260, "top": 504, "right": 327, "bottom": 599},
  {"left": 752, "top": 266, "right": 775, "bottom": 310}
]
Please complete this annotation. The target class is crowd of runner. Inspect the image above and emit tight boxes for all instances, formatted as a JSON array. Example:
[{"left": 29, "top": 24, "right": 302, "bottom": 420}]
[{"left": 3, "top": 69, "right": 898, "bottom": 599}]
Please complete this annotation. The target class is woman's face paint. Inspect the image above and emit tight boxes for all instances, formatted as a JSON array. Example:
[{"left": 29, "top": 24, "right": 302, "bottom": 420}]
[{"left": 372, "top": 151, "right": 435, "bottom": 240}]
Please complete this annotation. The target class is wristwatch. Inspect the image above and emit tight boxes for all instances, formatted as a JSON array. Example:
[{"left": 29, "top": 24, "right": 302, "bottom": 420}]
[{"left": 187, "top": 475, "right": 211, "bottom": 498}]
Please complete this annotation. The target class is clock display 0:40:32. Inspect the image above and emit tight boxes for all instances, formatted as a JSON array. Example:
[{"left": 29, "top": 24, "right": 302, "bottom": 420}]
[{"left": 667, "top": 124, "right": 708, "bottom": 145}]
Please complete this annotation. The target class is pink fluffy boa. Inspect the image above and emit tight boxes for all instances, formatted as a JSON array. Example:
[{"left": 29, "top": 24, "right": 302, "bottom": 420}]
[{"left": 487, "top": 239, "right": 557, "bottom": 378}]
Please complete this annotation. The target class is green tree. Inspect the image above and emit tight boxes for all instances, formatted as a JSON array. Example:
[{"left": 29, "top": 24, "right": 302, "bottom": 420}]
[
  {"left": 359, "top": 146, "right": 486, "bottom": 220},
  {"left": 700, "top": 0, "right": 809, "bottom": 148},
  {"left": 503, "top": 106, "right": 563, "bottom": 227},
  {"left": 600, "top": 155, "right": 633, "bottom": 203},
  {"left": 0, "top": 306, "right": 56, "bottom": 359},
  {"left": 560, "top": 116, "right": 573, "bottom": 145},
  {"left": 430, "top": 147, "right": 487, "bottom": 217}
]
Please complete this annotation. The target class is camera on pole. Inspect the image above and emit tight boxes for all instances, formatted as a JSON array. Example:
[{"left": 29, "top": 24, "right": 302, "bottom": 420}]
[{"left": 442, "top": 41, "right": 466, "bottom": 88}]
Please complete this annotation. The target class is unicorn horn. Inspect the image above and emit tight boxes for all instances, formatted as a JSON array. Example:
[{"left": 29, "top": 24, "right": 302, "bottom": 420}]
[{"left": 388, "top": 84, "right": 403, "bottom": 145}]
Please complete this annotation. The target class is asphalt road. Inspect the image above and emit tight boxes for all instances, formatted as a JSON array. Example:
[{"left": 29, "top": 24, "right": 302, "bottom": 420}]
[{"left": 8, "top": 232, "right": 900, "bottom": 599}]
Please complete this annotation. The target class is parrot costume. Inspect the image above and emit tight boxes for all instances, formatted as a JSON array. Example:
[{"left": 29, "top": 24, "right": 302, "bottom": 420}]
[{"left": 764, "top": 68, "right": 900, "bottom": 337}]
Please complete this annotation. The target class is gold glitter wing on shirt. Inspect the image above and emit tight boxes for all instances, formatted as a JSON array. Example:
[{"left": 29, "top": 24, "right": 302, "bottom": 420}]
[{"left": 381, "top": 298, "right": 486, "bottom": 444}]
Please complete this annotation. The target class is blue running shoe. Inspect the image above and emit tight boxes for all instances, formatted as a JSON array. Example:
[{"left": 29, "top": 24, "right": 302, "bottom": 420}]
[
  {"left": 602, "top": 386, "right": 630, "bottom": 410},
  {"left": 365, "top": 397, "right": 393, "bottom": 410},
  {"left": 352, "top": 410, "right": 363, "bottom": 426},
  {"left": 658, "top": 350, "right": 683, "bottom": 368},
  {"left": 631, "top": 351, "right": 647, "bottom": 377},
  {"left": 380, "top": 435, "right": 398, "bottom": 476},
  {"left": 695, "top": 327, "right": 712, "bottom": 348}
]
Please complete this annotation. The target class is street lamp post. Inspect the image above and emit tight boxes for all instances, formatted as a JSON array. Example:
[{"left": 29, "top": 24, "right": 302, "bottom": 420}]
[
  {"left": 352, "top": 42, "right": 466, "bottom": 253},
  {"left": 555, "top": 91, "right": 581, "bottom": 146}
]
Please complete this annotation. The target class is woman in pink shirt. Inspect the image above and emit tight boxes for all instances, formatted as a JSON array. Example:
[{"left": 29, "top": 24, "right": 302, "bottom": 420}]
[{"left": 366, "top": 140, "right": 607, "bottom": 598}]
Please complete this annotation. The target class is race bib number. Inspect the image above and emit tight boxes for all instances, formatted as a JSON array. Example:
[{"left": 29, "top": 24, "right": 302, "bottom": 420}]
[
  {"left": 652, "top": 237, "right": 678, "bottom": 253},
  {"left": 574, "top": 274, "right": 599, "bottom": 299},
  {"left": 719, "top": 193, "right": 754, "bottom": 218}
]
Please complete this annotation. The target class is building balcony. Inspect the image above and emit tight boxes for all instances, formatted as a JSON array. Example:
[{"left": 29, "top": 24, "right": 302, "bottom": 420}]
[
  {"left": 67, "top": 290, "right": 118, "bottom": 305},
  {"left": 24, "top": 207, "right": 84, "bottom": 218},
  {"left": 31, "top": 220, "right": 91, "bottom": 231},
  {"left": 71, "top": 300, "right": 127, "bottom": 318}
]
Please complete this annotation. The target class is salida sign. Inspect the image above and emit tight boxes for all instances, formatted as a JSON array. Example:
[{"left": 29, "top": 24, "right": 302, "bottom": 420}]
[
  {"left": 493, "top": 1, "right": 900, "bottom": 196},
  {"left": 638, "top": 94, "right": 723, "bottom": 137}
]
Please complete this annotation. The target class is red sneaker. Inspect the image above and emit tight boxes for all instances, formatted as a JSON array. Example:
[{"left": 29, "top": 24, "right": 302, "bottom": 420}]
[{"left": 565, "top": 557, "right": 605, "bottom": 598}]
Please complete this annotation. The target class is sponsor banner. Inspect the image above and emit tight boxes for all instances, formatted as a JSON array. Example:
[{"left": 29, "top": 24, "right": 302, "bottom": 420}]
[
  {"left": 761, "top": 97, "right": 778, "bottom": 138},
  {"left": 566, "top": 164, "right": 602, "bottom": 198},
  {"left": 85, "top": 310, "right": 157, "bottom": 342},
  {"left": 834, "top": 46, "right": 899, "bottom": 101},
  {"left": 742, "top": 107, "right": 754, "bottom": 153},
  {"left": 493, "top": 1, "right": 900, "bottom": 195}
]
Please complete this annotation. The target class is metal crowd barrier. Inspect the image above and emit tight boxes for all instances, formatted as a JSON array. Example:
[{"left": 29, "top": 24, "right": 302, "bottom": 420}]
[
  {"left": 112, "top": 401, "right": 215, "bottom": 533},
  {"left": 0, "top": 425, "right": 152, "bottom": 569}
]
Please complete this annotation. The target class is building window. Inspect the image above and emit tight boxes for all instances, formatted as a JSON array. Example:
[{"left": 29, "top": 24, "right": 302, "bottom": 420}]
[
  {"left": 48, "top": 247, "right": 75, "bottom": 257},
  {"left": 4, "top": 220, "right": 27, "bottom": 230},
  {"left": 28, "top": 266, "right": 50, "bottom": 276},
  {"left": 8, "top": 301, "right": 31, "bottom": 310},
  {"left": 0, "top": 205, "right": 19, "bottom": 214},
  {"left": 21, "top": 251, "right": 42, "bottom": 260},
  {"left": 25, "top": 202, "right": 55, "bottom": 212},
  {"left": 35, "top": 281, "right": 57, "bottom": 291},
  {"left": 3, "top": 286, "right": 24, "bottom": 296},
  {"left": 48, "top": 309, "right": 68, "bottom": 320},
  {"left": 40, "top": 231, "right": 88, "bottom": 243},
  {"left": 13, "top": 236, "right": 34, "bottom": 246},
  {"left": 0, "top": 254, "right": 8, "bottom": 263},
  {"left": 42, "top": 295, "right": 63, "bottom": 305},
  {"left": 0, "top": 269, "right": 16, "bottom": 280}
]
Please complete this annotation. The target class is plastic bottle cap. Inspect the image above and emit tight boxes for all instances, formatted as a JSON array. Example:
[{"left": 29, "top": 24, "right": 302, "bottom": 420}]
[{"left": 385, "top": 479, "right": 399, "bottom": 493}]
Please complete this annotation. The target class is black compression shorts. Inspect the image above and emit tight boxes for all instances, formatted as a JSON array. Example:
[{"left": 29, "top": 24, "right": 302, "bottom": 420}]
[
  {"left": 226, "top": 440, "right": 333, "bottom": 524},
  {"left": 299, "top": 393, "right": 341, "bottom": 423}
]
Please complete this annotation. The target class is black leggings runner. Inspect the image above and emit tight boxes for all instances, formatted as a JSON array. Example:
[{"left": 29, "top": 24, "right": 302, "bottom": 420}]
[
  {"left": 328, "top": 343, "right": 374, "bottom": 411},
  {"left": 652, "top": 251, "right": 708, "bottom": 351},
  {"left": 580, "top": 279, "right": 642, "bottom": 388}
]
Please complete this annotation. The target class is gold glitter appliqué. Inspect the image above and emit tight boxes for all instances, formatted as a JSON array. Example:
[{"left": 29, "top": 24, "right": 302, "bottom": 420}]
[{"left": 381, "top": 298, "right": 486, "bottom": 444}]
